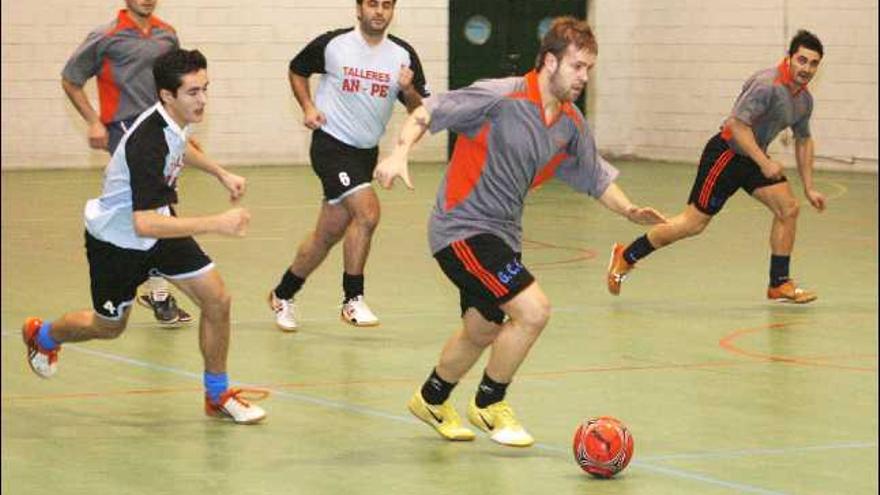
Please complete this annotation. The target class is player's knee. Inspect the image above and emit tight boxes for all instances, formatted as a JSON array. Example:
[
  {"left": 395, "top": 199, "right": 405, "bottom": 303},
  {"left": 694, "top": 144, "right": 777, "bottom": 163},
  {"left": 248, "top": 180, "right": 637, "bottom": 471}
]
[
  {"left": 520, "top": 299, "right": 551, "bottom": 334},
  {"left": 465, "top": 325, "right": 499, "bottom": 347},
  {"left": 778, "top": 200, "right": 800, "bottom": 221},
  {"left": 354, "top": 207, "right": 380, "bottom": 233},
  {"left": 202, "top": 291, "right": 231, "bottom": 319}
]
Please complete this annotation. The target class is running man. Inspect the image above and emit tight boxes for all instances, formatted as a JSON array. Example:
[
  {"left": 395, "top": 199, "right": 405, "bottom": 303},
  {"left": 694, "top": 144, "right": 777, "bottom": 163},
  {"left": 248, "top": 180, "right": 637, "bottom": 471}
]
[
  {"left": 374, "top": 18, "right": 666, "bottom": 446},
  {"left": 268, "top": 0, "right": 429, "bottom": 331},
  {"left": 62, "top": 0, "right": 193, "bottom": 325},
  {"left": 24, "top": 49, "right": 267, "bottom": 424},
  {"left": 606, "top": 30, "right": 826, "bottom": 303}
]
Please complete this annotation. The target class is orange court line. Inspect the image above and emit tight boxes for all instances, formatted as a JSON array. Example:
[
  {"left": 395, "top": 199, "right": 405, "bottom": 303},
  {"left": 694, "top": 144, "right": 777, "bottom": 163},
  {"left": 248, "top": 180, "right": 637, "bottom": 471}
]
[
  {"left": 520, "top": 359, "right": 748, "bottom": 378},
  {"left": 521, "top": 238, "right": 598, "bottom": 267},
  {"left": 0, "top": 359, "right": 765, "bottom": 403},
  {"left": 719, "top": 322, "right": 878, "bottom": 372}
]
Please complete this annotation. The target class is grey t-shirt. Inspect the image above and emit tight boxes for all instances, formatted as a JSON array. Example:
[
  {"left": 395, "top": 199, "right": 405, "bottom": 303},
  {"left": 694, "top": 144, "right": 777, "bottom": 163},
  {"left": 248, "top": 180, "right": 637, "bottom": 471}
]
[
  {"left": 722, "top": 59, "right": 814, "bottom": 154},
  {"left": 424, "top": 71, "right": 619, "bottom": 254},
  {"left": 62, "top": 9, "right": 179, "bottom": 124}
]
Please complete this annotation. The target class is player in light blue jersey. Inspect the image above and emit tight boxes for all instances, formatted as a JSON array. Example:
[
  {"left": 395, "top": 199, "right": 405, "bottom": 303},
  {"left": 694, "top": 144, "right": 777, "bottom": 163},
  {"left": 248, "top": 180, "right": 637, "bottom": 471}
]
[
  {"left": 62, "top": 0, "right": 193, "bottom": 326},
  {"left": 24, "top": 49, "right": 267, "bottom": 424}
]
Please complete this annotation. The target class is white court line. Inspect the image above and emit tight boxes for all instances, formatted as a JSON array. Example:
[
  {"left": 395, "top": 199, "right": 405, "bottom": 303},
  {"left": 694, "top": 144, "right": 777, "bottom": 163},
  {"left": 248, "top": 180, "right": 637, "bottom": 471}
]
[
  {"left": 3, "top": 332, "right": 854, "bottom": 494},
  {"left": 639, "top": 442, "right": 877, "bottom": 462}
]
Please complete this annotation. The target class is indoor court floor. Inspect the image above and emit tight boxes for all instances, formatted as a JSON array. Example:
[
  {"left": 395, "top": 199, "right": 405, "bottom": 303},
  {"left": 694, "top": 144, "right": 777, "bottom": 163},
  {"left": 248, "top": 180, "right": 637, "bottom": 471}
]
[{"left": 2, "top": 160, "right": 877, "bottom": 494}]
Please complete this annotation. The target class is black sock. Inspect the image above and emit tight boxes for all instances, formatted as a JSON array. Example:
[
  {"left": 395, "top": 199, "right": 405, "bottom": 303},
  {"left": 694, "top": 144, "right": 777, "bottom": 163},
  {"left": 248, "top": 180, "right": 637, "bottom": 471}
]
[
  {"left": 421, "top": 368, "right": 456, "bottom": 405},
  {"left": 769, "top": 255, "right": 790, "bottom": 287},
  {"left": 343, "top": 272, "right": 364, "bottom": 301},
  {"left": 475, "top": 370, "right": 509, "bottom": 408},
  {"left": 274, "top": 269, "right": 305, "bottom": 300},
  {"left": 623, "top": 234, "right": 656, "bottom": 265}
]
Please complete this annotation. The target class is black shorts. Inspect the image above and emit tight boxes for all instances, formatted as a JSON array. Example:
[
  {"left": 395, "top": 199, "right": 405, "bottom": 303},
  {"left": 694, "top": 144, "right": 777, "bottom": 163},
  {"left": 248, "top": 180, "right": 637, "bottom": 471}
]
[
  {"left": 310, "top": 128, "right": 379, "bottom": 204},
  {"left": 85, "top": 231, "right": 213, "bottom": 320},
  {"left": 434, "top": 234, "right": 535, "bottom": 325},
  {"left": 687, "top": 133, "right": 787, "bottom": 215}
]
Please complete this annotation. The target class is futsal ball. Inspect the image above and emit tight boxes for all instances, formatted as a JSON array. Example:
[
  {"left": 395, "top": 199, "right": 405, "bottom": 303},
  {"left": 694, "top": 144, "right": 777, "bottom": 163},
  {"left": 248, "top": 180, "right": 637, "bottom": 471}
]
[{"left": 572, "top": 416, "right": 634, "bottom": 478}]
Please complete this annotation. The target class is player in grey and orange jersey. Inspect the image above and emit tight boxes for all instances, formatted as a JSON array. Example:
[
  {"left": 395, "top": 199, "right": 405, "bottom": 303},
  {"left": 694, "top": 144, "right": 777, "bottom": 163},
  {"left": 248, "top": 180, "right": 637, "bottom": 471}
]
[
  {"left": 374, "top": 17, "right": 667, "bottom": 447},
  {"left": 607, "top": 30, "right": 827, "bottom": 304}
]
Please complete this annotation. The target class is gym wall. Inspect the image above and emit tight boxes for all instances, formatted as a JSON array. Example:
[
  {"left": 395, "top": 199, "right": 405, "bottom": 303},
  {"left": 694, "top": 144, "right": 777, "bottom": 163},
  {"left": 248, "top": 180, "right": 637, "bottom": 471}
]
[{"left": 1, "top": 0, "right": 875, "bottom": 172}]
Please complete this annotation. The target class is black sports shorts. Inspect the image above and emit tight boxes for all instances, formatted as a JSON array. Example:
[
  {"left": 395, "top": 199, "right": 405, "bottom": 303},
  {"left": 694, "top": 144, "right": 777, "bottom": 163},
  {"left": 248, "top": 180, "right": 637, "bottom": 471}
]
[
  {"left": 85, "top": 231, "right": 213, "bottom": 320},
  {"left": 434, "top": 233, "right": 535, "bottom": 325},
  {"left": 310, "top": 128, "right": 379, "bottom": 204},
  {"left": 687, "top": 133, "right": 787, "bottom": 215}
]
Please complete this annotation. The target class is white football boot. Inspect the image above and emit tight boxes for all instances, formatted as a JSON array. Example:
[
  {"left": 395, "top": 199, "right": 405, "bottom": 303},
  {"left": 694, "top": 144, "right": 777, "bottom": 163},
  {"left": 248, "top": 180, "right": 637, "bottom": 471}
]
[
  {"left": 268, "top": 291, "right": 298, "bottom": 331},
  {"left": 340, "top": 296, "right": 379, "bottom": 327}
]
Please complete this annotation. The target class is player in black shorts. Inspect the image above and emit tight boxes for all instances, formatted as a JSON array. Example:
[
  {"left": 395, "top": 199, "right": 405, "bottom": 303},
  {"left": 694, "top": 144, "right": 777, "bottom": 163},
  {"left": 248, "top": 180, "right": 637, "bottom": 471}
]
[
  {"left": 376, "top": 18, "right": 666, "bottom": 446},
  {"left": 608, "top": 30, "right": 827, "bottom": 304},
  {"left": 61, "top": 0, "right": 194, "bottom": 326},
  {"left": 22, "top": 49, "right": 267, "bottom": 424},
  {"left": 268, "top": 0, "right": 429, "bottom": 331}
]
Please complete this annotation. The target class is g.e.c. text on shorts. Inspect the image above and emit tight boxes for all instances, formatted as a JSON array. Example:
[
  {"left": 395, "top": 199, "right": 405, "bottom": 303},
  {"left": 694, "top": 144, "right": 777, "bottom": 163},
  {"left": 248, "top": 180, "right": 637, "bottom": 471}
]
[{"left": 434, "top": 233, "right": 535, "bottom": 325}]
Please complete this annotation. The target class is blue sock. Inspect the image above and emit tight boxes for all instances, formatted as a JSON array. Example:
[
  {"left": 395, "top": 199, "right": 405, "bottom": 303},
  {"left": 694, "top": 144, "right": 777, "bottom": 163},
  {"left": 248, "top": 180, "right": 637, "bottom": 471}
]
[
  {"left": 37, "top": 322, "right": 59, "bottom": 351},
  {"left": 204, "top": 372, "right": 229, "bottom": 403}
]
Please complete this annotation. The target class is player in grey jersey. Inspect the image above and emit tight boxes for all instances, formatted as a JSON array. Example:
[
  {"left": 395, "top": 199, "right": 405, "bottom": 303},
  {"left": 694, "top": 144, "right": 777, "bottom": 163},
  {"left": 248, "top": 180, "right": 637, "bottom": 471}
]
[
  {"left": 269, "top": 0, "right": 429, "bottom": 330},
  {"left": 375, "top": 18, "right": 666, "bottom": 446},
  {"left": 607, "top": 30, "right": 827, "bottom": 304}
]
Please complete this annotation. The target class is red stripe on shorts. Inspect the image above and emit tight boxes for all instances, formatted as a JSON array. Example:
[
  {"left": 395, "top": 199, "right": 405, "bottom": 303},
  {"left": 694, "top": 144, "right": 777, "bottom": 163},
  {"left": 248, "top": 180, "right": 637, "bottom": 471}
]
[
  {"left": 698, "top": 149, "right": 735, "bottom": 209},
  {"left": 451, "top": 240, "right": 509, "bottom": 298}
]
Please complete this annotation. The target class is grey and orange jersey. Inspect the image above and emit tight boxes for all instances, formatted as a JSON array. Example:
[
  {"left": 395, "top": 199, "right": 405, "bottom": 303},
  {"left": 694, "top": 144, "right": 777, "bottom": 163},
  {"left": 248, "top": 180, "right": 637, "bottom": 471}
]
[
  {"left": 62, "top": 9, "right": 179, "bottom": 125},
  {"left": 424, "top": 71, "right": 619, "bottom": 254},
  {"left": 721, "top": 58, "right": 814, "bottom": 154},
  {"left": 290, "top": 27, "right": 429, "bottom": 149}
]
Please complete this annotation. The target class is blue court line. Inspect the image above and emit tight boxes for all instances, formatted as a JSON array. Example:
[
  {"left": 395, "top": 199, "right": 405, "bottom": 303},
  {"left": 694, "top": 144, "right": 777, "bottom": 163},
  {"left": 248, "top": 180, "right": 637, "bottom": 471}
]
[{"left": 2, "top": 337, "right": 807, "bottom": 495}]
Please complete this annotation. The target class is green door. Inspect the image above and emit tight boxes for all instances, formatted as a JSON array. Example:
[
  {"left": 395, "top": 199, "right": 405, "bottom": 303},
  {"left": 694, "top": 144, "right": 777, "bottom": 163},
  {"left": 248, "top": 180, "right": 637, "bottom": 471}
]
[{"left": 448, "top": 0, "right": 588, "bottom": 155}]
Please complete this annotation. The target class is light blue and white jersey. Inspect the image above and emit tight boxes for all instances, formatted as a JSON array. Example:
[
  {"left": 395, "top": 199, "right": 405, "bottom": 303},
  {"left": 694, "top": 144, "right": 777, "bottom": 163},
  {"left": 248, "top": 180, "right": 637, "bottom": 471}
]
[{"left": 84, "top": 102, "right": 188, "bottom": 250}]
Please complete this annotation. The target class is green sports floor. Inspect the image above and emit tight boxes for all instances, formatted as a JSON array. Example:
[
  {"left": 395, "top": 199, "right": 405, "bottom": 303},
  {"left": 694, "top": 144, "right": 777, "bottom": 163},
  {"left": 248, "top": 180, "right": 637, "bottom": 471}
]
[{"left": 2, "top": 161, "right": 877, "bottom": 495}]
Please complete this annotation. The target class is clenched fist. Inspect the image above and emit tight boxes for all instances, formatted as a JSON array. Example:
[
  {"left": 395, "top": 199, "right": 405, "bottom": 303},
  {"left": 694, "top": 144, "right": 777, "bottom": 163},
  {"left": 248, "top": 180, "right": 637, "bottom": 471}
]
[{"left": 216, "top": 207, "right": 251, "bottom": 237}]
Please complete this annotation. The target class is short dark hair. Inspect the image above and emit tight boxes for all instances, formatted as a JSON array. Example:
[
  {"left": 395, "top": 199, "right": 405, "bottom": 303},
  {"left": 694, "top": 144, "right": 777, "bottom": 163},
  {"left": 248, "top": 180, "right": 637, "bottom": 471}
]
[
  {"left": 153, "top": 48, "right": 207, "bottom": 98},
  {"left": 535, "top": 17, "right": 597, "bottom": 70},
  {"left": 789, "top": 29, "right": 823, "bottom": 58},
  {"left": 356, "top": 0, "right": 397, "bottom": 5}
]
